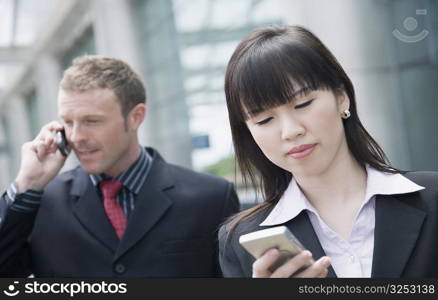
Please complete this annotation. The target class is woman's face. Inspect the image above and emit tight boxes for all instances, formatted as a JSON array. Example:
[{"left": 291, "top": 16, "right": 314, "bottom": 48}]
[{"left": 245, "top": 88, "right": 350, "bottom": 177}]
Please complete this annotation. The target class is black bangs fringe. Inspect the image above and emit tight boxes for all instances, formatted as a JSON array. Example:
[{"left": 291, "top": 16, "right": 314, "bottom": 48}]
[{"left": 230, "top": 37, "right": 343, "bottom": 120}]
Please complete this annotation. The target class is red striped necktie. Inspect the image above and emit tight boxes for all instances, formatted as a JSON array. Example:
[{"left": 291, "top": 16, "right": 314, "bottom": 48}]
[{"left": 99, "top": 180, "right": 126, "bottom": 239}]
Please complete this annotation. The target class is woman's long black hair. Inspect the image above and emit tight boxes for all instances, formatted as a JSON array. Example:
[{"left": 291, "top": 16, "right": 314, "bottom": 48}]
[{"left": 224, "top": 25, "right": 400, "bottom": 236}]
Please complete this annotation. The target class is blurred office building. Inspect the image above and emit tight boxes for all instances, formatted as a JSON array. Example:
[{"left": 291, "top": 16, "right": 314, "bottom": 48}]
[{"left": 0, "top": 0, "right": 437, "bottom": 208}]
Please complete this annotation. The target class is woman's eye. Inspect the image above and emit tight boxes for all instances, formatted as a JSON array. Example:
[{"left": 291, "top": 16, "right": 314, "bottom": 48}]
[
  {"left": 256, "top": 117, "right": 273, "bottom": 125},
  {"left": 295, "top": 99, "right": 314, "bottom": 109}
]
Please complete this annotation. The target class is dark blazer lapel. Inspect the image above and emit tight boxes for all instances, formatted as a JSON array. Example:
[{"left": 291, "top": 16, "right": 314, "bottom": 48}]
[
  {"left": 114, "top": 151, "right": 174, "bottom": 260},
  {"left": 372, "top": 194, "right": 426, "bottom": 277},
  {"left": 71, "top": 168, "right": 119, "bottom": 253},
  {"left": 285, "top": 211, "right": 337, "bottom": 278}
]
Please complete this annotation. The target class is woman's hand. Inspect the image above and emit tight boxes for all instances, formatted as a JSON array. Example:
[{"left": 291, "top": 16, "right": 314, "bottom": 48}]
[{"left": 252, "top": 249, "right": 331, "bottom": 278}]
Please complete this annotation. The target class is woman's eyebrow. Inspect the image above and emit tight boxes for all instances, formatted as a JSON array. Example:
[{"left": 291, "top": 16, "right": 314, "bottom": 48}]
[
  {"left": 290, "top": 87, "right": 312, "bottom": 100},
  {"left": 246, "top": 107, "right": 265, "bottom": 117},
  {"left": 245, "top": 87, "right": 313, "bottom": 117}
]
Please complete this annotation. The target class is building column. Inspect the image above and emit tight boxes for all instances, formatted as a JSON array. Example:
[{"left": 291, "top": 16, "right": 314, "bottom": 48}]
[
  {"left": 4, "top": 96, "right": 32, "bottom": 178},
  {"left": 91, "top": 0, "right": 192, "bottom": 167},
  {"left": 91, "top": 0, "right": 149, "bottom": 148},
  {"left": 0, "top": 116, "right": 11, "bottom": 190},
  {"left": 133, "top": 0, "right": 192, "bottom": 168},
  {"left": 35, "top": 55, "right": 62, "bottom": 123}
]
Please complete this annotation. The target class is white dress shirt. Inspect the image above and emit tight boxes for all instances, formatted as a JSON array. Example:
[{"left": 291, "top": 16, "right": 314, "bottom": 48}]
[{"left": 260, "top": 165, "right": 424, "bottom": 277}]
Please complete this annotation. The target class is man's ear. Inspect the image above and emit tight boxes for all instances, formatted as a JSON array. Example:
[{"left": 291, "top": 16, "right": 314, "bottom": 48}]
[{"left": 127, "top": 104, "right": 146, "bottom": 130}]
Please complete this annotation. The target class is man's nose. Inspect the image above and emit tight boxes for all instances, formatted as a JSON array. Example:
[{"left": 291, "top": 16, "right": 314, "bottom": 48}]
[{"left": 67, "top": 124, "right": 85, "bottom": 144}]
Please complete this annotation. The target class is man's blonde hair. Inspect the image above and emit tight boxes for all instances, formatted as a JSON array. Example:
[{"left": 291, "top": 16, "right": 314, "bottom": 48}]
[{"left": 60, "top": 55, "right": 146, "bottom": 117}]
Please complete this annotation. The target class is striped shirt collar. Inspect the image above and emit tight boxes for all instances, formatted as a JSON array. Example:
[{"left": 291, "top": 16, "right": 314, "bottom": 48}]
[
  {"left": 89, "top": 146, "right": 152, "bottom": 195},
  {"left": 260, "top": 165, "right": 425, "bottom": 226}
]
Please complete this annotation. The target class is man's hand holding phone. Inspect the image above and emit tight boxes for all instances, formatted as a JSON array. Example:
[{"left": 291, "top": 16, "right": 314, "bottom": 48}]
[
  {"left": 239, "top": 226, "right": 331, "bottom": 278},
  {"left": 15, "top": 121, "right": 69, "bottom": 193}
]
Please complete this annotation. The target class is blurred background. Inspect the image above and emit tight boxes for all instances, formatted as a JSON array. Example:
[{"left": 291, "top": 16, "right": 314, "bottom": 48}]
[{"left": 0, "top": 0, "right": 437, "bottom": 209}]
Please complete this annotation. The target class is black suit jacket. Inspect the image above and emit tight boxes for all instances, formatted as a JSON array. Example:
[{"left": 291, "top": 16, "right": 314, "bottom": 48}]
[
  {"left": 219, "top": 172, "right": 438, "bottom": 278},
  {"left": 0, "top": 148, "right": 239, "bottom": 277}
]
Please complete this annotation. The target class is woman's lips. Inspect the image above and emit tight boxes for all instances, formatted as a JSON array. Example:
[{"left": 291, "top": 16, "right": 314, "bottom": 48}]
[{"left": 287, "top": 144, "right": 316, "bottom": 159}]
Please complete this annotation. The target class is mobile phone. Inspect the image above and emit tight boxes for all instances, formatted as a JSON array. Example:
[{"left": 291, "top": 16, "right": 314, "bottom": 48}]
[
  {"left": 239, "top": 226, "right": 314, "bottom": 273},
  {"left": 55, "top": 129, "right": 70, "bottom": 157}
]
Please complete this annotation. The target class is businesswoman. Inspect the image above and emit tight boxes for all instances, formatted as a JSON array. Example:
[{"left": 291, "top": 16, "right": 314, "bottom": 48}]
[{"left": 218, "top": 25, "right": 438, "bottom": 278}]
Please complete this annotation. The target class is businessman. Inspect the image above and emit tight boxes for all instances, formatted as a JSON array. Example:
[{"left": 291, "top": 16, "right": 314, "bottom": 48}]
[{"left": 0, "top": 55, "right": 239, "bottom": 277}]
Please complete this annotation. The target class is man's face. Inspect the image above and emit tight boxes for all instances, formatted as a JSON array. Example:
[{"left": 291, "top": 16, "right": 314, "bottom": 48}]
[{"left": 58, "top": 88, "right": 137, "bottom": 176}]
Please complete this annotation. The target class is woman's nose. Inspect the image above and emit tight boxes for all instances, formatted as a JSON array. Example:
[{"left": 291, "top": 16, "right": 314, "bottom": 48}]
[{"left": 280, "top": 117, "right": 305, "bottom": 140}]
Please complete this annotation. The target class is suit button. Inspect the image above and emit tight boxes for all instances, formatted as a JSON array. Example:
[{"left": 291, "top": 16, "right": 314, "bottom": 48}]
[{"left": 114, "top": 263, "right": 126, "bottom": 274}]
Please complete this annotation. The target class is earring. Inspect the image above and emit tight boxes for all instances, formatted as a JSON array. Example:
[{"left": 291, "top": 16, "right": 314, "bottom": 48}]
[{"left": 341, "top": 109, "right": 351, "bottom": 119}]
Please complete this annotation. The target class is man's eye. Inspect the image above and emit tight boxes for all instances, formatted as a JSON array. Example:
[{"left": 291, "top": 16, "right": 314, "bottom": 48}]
[
  {"left": 295, "top": 99, "right": 314, "bottom": 109},
  {"left": 256, "top": 117, "right": 273, "bottom": 125}
]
